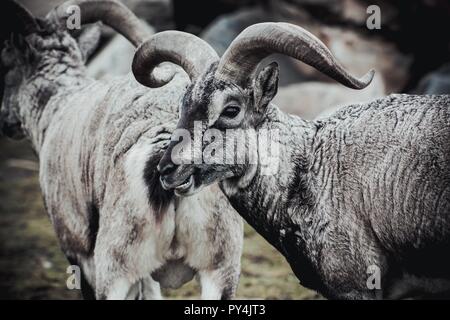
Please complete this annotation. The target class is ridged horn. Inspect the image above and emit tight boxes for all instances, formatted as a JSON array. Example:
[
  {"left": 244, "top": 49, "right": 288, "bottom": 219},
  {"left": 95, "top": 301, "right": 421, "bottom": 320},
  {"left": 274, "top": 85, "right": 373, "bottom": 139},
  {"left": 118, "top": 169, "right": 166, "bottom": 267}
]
[
  {"left": 54, "top": 0, "right": 149, "bottom": 47},
  {"left": 216, "top": 22, "right": 374, "bottom": 89},
  {"left": 132, "top": 31, "right": 219, "bottom": 88}
]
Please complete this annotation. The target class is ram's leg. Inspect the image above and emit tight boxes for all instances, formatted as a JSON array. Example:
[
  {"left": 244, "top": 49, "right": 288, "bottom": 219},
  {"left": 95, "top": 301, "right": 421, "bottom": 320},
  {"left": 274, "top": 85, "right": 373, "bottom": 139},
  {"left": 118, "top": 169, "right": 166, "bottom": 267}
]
[
  {"left": 104, "top": 277, "right": 163, "bottom": 300},
  {"left": 94, "top": 218, "right": 160, "bottom": 299},
  {"left": 198, "top": 270, "right": 222, "bottom": 300},
  {"left": 96, "top": 270, "right": 162, "bottom": 300},
  {"left": 198, "top": 266, "right": 239, "bottom": 300},
  {"left": 65, "top": 256, "right": 96, "bottom": 300},
  {"left": 94, "top": 231, "right": 142, "bottom": 300},
  {"left": 103, "top": 277, "right": 133, "bottom": 300},
  {"left": 80, "top": 273, "right": 96, "bottom": 300},
  {"left": 139, "top": 277, "right": 163, "bottom": 300}
]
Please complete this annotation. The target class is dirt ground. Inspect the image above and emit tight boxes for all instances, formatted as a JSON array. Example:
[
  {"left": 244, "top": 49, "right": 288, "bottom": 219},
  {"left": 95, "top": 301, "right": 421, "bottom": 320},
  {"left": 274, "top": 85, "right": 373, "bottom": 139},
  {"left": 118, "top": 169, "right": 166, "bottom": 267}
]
[{"left": 0, "top": 137, "right": 318, "bottom": 300}]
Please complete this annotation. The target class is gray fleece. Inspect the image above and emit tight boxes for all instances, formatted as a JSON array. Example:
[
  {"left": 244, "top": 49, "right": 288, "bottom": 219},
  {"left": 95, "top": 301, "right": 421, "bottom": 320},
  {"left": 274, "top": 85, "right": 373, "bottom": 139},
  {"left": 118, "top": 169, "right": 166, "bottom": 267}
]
[
  {"left": 1, "top": 20, "right": 243, "bottom": 299},
  {"left": 222, "top": 94, "right": 450, "bottom": 299}
]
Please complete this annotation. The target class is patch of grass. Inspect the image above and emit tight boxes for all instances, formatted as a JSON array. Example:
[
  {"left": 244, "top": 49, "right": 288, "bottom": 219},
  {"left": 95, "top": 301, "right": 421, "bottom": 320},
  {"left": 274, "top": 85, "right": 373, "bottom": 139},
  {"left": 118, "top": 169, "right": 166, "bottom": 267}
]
[
  {"left": 237, "top": 224, "right": 318, "bottom": 300},
  {"left": 0, "top": 139, "right": 80, "bottom": 299}
]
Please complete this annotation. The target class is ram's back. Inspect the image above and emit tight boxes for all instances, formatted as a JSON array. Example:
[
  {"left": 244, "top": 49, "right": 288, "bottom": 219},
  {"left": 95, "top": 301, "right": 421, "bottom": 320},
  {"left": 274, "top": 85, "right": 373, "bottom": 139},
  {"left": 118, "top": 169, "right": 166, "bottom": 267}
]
[
  {"left": 38, "top": 71, "right": 188, "bottom": 257},
  {"left": 314, "top": 94, "right": 450, "bottom": 277}
]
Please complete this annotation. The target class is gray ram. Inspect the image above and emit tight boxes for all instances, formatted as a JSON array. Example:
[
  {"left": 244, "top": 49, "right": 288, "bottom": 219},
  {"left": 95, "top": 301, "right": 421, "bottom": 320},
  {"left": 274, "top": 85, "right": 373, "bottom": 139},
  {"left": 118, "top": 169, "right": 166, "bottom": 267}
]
[
  {"left": 0, "top": 0, "right": 243, "bottom": 299},
  {"left": 147, "top": 23, "right": 450, "bottom": 299}
]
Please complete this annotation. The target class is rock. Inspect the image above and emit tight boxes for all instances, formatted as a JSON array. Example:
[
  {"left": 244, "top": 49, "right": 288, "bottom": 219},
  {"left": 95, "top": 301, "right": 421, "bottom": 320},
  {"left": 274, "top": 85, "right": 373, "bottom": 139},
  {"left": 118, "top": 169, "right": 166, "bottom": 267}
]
[
  {"left": 202, "top": 7, "right": 266, "bottom": 56},
  {"left": 200, "top": 7, "right": 313, "bottom": 86},
  {"left": 309, "top": 25, "right": 411, "bottom": 94},
  {"left": 87, "top": 34, "right": 138, "bottom": 79},
  {"left": 414, "top": 63, "right": 450, "bottom": 95},
  {"left": 123, "top": 0, "right": 174, "bottom": 30},
  {"left": 17, "top": 0, "right": 66, "bottom": 17},
  {"left": 268, "top": 0, "right": 398, "bottom": 29},
  {"left": 201, "top": 4, "right": 410, "bottom": 92},
  {"left": 87, "top": 24, "right": 186, "bottom": 86}
]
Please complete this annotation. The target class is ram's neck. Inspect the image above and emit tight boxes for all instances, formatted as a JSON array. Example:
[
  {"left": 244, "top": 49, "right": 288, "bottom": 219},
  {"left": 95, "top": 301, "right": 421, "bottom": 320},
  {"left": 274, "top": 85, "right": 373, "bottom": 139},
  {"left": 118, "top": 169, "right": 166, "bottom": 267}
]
[
  {"left": 18, "top": 55, "right": 88, "bottom": 152},
  {"left": 220, "top": 104, "right": 325, "bottom": 287}
]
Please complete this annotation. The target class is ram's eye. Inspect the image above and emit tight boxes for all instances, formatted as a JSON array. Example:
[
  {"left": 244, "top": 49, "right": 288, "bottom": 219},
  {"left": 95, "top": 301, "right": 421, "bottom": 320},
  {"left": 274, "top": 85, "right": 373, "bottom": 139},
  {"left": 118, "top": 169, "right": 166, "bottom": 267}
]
[{"left": 221, "top": 105, "right": 241, "bottom": 119}]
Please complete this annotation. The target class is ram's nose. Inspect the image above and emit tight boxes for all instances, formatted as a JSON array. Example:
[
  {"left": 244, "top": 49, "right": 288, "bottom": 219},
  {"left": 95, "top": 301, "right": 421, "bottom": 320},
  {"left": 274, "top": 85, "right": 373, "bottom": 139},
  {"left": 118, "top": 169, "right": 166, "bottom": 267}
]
[
  {"left": 158, "top": 152, "right": 180, "bottom": 190},
  {"left": 158, "top": 139, "right": 178, "bottom": 175},
  {"left": 157, "top": 161, "right": 176, "bottom": 176}
]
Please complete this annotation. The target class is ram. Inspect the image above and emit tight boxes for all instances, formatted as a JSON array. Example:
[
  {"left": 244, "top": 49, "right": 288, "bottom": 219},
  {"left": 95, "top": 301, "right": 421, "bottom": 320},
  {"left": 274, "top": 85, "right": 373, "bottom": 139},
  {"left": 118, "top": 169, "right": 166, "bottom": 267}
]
[
  {"left": 0, "top": 0, "right": 243, "bottom": 299},
  {"left": 148, "top": 23, "right": 450, "bottom": 299}
]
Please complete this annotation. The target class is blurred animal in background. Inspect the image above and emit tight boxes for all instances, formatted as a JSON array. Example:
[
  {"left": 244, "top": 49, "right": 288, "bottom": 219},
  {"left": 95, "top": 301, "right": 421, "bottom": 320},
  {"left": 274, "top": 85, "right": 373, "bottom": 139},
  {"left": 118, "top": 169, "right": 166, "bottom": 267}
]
[
  {"left": 14, "top": 1, "right": 174, "bottom": 79},
  {"left": 0, "top": 0, "right": 243, "bottom": 299}
]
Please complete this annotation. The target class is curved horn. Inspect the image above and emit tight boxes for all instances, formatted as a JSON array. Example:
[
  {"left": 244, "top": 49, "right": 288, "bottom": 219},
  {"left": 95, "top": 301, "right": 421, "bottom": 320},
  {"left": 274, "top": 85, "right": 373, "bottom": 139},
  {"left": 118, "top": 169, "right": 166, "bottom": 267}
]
[
  {"left": 3, "top": 0, "right": 39, "bottom": 35},
  {"left": 54, "top": 0, "right": 149, "bottom": 47},
  {"left": 132, "top": 31, "right": 219, "bottom": 88},
  {"left": 216, "top": 22, "right": 374, "bottom": 89}
]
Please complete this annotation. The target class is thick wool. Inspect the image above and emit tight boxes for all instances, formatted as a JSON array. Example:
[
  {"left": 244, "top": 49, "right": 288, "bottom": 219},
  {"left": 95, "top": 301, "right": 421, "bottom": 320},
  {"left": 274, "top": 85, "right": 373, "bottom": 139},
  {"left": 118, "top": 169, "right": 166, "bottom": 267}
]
[
  {"left": 160, "top": 62, "right": 450, "bottom": 299},
  {"left": 1, "top": 21, "right": 243, "bottom": 299},
  {"left": 222, "top": 94, "right": 450, "bottom": 299}
]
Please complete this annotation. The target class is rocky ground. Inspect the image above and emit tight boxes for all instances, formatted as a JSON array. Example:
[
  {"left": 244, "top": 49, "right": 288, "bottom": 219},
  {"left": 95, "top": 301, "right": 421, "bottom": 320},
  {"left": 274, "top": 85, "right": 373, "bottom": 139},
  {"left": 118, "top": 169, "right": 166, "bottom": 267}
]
[{"left": 0, "top": 137, "right": 318, "bottom": 300}]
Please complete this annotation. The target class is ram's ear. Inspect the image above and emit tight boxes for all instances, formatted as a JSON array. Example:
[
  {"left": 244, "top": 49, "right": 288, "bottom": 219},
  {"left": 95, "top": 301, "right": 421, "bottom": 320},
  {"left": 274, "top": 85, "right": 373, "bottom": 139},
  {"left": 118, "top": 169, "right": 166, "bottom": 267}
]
[
  {"left": 253, "top": 62, "right": 279, "bottom": 111},
  {"left": 74, "top": 23, "right": 101, "bottom": 62}
]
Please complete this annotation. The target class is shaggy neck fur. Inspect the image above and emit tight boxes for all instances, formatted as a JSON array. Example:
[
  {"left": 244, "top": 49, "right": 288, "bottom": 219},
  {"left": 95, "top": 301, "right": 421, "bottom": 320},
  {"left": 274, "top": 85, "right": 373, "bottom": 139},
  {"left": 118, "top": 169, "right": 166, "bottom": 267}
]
[
  {"left": 220, "top": 104, "right": 327, "bottom": 290},
  {"left": 2, "top": 28, "right": 87, "bottom": 151}
]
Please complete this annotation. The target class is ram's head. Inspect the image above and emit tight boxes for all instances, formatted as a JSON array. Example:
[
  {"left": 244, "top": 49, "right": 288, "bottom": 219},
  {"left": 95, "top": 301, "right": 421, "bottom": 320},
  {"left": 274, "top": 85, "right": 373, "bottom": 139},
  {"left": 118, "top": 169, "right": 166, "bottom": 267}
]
[{"left": 130, "top": 23, "right": 374, "bottom": 196}]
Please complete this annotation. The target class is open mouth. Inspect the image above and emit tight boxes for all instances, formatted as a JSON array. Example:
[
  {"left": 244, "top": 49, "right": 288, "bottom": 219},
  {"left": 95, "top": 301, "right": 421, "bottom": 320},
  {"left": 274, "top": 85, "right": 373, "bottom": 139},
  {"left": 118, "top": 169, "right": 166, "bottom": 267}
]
[{"left": 174, "top": 175, "right": 194, "bottom": 196}]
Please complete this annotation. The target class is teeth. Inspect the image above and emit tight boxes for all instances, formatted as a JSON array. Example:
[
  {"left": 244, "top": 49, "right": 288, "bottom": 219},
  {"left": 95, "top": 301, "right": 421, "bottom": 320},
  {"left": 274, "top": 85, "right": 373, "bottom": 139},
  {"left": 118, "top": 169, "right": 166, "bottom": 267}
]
[
  {"left": 160, "top": 177, "right": 171, "bottom": 190},
  {"left": 176, "top": 175, "right": 193, "bottom": 191},
  {"left": 180, "top": 180, "right": 190, "bottom": 187}
]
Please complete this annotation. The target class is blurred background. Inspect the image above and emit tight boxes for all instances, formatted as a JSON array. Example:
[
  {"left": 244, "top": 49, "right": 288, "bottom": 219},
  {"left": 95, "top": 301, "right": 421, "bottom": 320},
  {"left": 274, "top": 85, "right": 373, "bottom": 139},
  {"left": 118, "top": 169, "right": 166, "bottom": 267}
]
[{"left": 1, "top": 0, "right": 449, "bottom": 299}]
